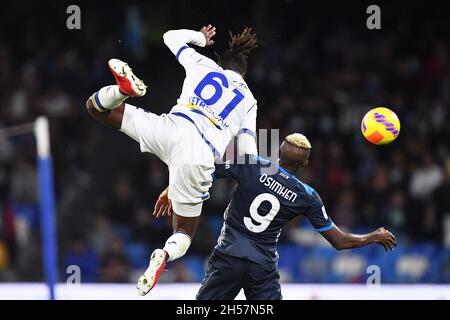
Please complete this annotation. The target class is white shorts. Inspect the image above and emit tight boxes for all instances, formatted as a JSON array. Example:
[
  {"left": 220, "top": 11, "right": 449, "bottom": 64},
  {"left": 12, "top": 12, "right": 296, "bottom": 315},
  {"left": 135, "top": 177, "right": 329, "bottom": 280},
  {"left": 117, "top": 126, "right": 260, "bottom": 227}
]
[{"left": 120, "top": 104, "right": 215, "bottom": 217}]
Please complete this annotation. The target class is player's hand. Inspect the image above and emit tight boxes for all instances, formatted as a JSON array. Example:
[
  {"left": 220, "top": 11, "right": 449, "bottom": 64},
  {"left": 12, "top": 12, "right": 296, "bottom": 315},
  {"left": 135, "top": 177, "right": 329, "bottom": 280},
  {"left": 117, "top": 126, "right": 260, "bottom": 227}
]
[
  {"left": 200, "top": 24, "right": 216, "bottom": 47},
  {"left": 372, "top": 227, "right": 397, "bottom": 251},
  {"left": 153, "top": 187, "right": 173, "bottom": 218}
]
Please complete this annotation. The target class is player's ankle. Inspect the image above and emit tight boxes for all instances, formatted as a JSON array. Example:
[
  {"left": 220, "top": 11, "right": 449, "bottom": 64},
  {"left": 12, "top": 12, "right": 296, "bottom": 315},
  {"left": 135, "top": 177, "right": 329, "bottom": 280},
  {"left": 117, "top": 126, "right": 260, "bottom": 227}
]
[
  {"left": 118, "top": 88, "right": 130, "bottom": 97},
  {"left": 93, "top": 85, "right": 129, "bottom": 111},
  {"left": 162, "top": 250, "right": 169, "bottom": 263},
  {"left": 162, "top": 232, "right": 191, "bottom": 262}
]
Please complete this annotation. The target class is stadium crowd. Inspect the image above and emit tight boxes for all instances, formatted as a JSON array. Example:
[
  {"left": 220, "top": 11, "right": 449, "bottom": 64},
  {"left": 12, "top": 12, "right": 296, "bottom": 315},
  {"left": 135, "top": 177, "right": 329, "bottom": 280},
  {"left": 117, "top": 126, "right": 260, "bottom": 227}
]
[{"left": 0, "top": 2, "right": 449, "bottom": 283}]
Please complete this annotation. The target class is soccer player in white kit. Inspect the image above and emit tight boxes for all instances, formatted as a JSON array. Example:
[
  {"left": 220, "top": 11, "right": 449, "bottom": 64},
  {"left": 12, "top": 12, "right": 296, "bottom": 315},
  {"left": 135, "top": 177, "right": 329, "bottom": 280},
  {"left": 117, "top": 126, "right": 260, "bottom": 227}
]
[{"left": 85, "top": 25, "right": 259, "bottom": 295}]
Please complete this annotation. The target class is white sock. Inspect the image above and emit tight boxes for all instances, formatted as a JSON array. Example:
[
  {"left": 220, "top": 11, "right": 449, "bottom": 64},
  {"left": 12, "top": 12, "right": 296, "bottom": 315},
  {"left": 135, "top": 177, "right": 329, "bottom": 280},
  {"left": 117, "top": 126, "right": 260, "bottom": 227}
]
[
  {"left": 91, "top": 85, "right": 128, "bottom": 112},
  {"left": 162, "top": 232, "right": 191, "bottom": 262}
]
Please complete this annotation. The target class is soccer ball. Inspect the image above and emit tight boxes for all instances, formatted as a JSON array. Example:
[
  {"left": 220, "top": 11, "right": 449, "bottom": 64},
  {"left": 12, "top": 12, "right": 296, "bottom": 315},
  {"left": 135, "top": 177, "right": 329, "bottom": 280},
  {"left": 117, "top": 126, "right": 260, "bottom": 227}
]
[{"left": 361, "top": 107, "right": 400, "bottom": 145}]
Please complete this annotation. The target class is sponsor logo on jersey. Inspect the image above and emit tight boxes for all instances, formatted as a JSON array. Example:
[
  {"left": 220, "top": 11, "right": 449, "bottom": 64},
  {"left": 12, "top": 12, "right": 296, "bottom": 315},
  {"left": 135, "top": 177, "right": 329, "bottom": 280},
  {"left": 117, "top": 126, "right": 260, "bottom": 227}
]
[{"left": 187, "top": 96, "right": 230, "bottom": 129}]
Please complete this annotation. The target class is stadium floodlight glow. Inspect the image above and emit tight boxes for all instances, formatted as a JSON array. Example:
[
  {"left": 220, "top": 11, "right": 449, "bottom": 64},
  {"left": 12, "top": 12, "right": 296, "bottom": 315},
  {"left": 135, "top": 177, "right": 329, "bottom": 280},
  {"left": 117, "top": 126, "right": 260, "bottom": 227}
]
[{"left": 34, "top": 116, "right": 58, "bottom": 301}]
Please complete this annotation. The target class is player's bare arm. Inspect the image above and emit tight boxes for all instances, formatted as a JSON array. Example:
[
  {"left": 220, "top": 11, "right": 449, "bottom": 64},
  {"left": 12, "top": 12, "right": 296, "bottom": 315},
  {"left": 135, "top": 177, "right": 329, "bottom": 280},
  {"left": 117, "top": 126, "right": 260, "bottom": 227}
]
[
  {"left": 277, "top": 136, "right": 397, "bottom": 253},
  {"left": 321, "top": 225, "right": 397, "bottom": 252}
]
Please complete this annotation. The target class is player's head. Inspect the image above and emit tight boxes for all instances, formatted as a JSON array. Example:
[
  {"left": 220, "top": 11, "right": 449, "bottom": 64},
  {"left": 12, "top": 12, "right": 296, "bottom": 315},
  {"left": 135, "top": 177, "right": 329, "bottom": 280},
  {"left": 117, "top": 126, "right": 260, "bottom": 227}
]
[
  {"left": 278, "top": 133, "right": 311, "bottom": 173},
  {"left": 217, "top": 27, "right": 258, "bottom": 77}
]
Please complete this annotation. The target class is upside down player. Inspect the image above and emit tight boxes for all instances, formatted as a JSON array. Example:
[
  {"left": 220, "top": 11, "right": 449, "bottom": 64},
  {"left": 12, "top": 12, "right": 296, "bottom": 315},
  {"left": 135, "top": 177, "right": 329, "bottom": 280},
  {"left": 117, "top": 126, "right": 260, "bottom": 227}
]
[
  {"left": 85, "top": 24, "right": 259, "bottom": 295},
  {"left": 154, "top": 133, "right": 397, "bottom": 299}
]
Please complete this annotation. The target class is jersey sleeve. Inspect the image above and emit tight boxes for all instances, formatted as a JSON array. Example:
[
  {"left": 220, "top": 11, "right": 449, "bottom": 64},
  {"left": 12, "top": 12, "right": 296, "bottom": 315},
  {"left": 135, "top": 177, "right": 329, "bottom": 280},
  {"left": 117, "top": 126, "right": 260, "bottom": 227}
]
[
  {"left": 237, "top": 103, "right": 257, "bottom": 156},
  {"left": 212, "top": 155, "right": 251, "bottom": 181},
  {"left": 304, "top": 192, "right": 334, "bottom": 232},
  {"left": 163, "top": 29, "right": 208, "bottom": 70}
]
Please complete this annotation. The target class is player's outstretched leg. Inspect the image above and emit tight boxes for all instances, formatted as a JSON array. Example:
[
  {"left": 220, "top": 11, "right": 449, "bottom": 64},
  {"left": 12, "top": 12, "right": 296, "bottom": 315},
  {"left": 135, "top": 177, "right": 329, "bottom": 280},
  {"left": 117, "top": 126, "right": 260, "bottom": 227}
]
[
  {"left": 137, "top": 230, "right": 193, "bottom": 296},
  {"left": 108, "top": 58, "right": 147, "bottom": 97},
  {"left": 89, "top": 58, "right": 147, "bottom": 113},
  {"left": 136, "top": 163, "right": 204, "bottom": 296},
  {"left": 136, "top": 249, "right": 167, "bottom": 296}
]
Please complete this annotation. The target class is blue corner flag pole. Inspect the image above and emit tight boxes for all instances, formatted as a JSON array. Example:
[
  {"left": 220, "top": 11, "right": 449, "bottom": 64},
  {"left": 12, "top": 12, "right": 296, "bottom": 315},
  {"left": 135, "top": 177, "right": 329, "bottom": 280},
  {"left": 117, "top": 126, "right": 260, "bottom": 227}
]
[{"left": 35, "top": 117, "right": 58, "bottom": 300}]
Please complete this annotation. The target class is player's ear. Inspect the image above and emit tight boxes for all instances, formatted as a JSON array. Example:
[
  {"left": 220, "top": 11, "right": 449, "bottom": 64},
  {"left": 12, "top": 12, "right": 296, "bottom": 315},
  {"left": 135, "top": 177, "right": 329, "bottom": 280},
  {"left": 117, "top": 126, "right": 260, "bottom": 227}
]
[{"left": 302, "top": 159, "right": 308, "bottom": 167}]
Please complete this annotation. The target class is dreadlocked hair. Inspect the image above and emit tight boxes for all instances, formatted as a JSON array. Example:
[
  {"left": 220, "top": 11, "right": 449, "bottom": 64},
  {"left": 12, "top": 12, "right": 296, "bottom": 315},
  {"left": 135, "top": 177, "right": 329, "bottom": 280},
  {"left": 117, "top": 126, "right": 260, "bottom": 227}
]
[{"left": 217, "top": 27, "right": 258, "bottom": 77}]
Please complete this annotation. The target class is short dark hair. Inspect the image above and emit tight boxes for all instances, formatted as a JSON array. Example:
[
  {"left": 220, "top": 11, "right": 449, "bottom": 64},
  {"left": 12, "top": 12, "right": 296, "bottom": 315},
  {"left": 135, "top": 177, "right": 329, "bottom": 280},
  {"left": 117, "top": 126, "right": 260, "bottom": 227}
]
[{"left": 217, "top": 27, "right": 258, "bottom": 77}]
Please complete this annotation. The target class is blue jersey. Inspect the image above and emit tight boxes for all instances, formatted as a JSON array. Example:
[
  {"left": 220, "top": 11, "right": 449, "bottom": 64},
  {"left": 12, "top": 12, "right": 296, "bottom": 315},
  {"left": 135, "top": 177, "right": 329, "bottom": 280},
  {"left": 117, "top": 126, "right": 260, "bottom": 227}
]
[{"left": 213, "top": 155, "right": 334, "bottom": 268}]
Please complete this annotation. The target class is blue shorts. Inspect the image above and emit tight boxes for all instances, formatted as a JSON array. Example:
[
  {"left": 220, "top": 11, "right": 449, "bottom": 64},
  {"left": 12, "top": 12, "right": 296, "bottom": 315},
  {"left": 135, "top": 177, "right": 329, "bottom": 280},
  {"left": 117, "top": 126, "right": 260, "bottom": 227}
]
[{"left": 196, "top": 250, "right": 282, "bottom": 300}]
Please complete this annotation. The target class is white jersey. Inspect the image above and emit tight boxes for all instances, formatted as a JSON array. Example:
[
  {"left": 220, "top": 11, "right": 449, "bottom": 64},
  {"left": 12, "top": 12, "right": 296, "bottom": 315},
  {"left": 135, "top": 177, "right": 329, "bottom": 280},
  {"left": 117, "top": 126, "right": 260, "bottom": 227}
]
[
  {"left": 119, "top": 29, "right": 258, "bottom": 215},
  {"left": 163, "top": 29, "right": 258, "bottom": 158}
]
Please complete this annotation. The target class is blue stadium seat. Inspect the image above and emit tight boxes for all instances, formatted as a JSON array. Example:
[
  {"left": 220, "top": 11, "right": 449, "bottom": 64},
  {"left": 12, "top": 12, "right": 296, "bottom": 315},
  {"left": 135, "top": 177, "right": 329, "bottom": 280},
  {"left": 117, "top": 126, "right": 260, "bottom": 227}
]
[
  {"left": 207, "top": 215, "right": 225, "bottom": 238},
  {"left": 12, "top": 203, "right": 39, "bottom": 230},
  {"left": 422, "top": 253, "right": 443, "bottom": 283},
  {"left": 277, "top": 244, "right": 307, "bottom": 282},
  {"left": 368, "top": 245, "right": 405, "bottom": 283},
  {"left": 407, "top": 243, "right": 439, "bottom": 257},
  {"left": 126, "top": 242, "right": 150, "bottom": 269},
  {"left": 278, "top": 242, "right": 446, "bottom": 283},
  {"left": 181, "top": 255, "right": 207, "bottom": 282},
  {"left": 295, "top": 246, "right": 337, "bottom": 283},
  {"left": 351, "top": 243, "right": 378, "bottom": 257},
  {"left": 329, "top": 252, "right": 368, "bottom": 283},
  {"left": 112, "top": 225, "right": 132, "bottom": 244},
  {"left": 439, "top": 248, "right": 450, "bottom": 283},
  {"left": 398, "top": 244, "right": 443, "bottom": 283}
]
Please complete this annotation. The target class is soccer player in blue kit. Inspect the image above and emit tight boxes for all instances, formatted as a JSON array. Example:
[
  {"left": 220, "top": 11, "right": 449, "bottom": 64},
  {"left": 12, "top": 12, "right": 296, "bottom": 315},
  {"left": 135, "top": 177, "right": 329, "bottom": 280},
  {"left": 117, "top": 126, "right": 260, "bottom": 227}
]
[{"left": 154, "top": 133, "right": 397, "bottom": 300}]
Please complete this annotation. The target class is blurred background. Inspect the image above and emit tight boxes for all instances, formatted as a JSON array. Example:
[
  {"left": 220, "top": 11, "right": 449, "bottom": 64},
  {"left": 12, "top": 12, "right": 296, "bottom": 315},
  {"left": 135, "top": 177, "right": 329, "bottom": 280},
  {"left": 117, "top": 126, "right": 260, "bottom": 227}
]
[{"left": 0, "top": 0, "right": 449, "bottom": 289}]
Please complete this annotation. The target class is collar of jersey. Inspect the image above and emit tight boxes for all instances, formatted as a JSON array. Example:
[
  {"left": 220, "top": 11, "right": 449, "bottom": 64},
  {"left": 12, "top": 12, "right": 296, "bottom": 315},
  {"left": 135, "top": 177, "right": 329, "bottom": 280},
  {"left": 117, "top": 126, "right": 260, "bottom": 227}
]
[
  {"left": 276, "top": 162, "right": 315, "bottom": 195},
  {"left": 224, "top": 68, "right": 244, "bottom": 79},
  {"left": 276, "top": 163, "right": 301, "bottom": 183},
  {"left": 253, "top": 155, "right": 300, "bottom": 182},
  {"left": 253, "top": 155, "right": 315, "bottom": 195}
]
